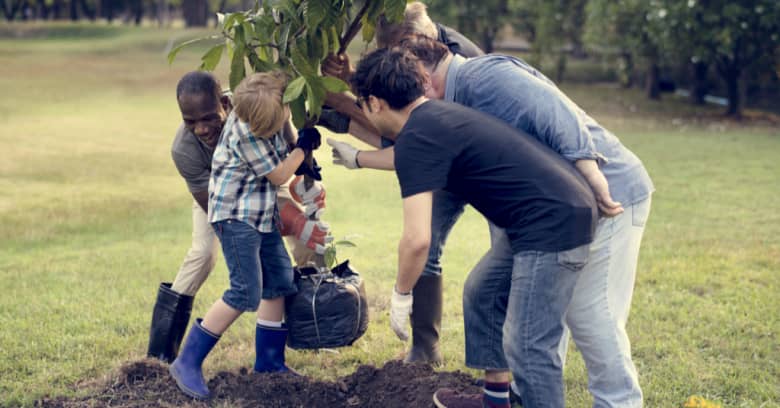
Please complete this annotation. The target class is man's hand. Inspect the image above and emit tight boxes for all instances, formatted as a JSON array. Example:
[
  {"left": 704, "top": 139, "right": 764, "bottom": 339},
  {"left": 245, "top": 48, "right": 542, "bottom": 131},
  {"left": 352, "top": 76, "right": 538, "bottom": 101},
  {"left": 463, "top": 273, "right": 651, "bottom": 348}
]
[
  {"left": 327, "top": 138, "right": 360, "bottom": 169},
  {"left": 390, "top": 287, "right": 413, "bottom": 341},
  {"left": 322, "top": 53, "right": 353, "bottom": 83},
  {"left": 279, "top": 200, "right": 332, "bottom": 254},
  {"left": 289, "top": 175, "right": 326, "bottom": 219},
  {"left": 575, "top": 159, "right": 623, "bottom": 217}
]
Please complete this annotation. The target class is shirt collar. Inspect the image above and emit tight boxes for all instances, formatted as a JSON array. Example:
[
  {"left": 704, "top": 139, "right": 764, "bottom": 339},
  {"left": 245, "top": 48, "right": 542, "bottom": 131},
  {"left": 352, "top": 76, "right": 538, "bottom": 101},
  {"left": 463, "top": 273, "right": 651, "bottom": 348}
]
[{"left": 444, "top": 54, "right": 466, "bottom": 103}]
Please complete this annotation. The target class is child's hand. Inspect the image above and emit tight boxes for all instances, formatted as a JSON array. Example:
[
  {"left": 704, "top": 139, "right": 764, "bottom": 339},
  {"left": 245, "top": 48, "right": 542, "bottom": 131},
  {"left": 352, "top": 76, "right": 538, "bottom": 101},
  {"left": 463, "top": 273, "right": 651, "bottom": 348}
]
[
  {"left": 296, "top": 128, "right": 322, "bottom": 152},
  {"left": 294, "top": 157, "right": 323, "bottom": 181}
]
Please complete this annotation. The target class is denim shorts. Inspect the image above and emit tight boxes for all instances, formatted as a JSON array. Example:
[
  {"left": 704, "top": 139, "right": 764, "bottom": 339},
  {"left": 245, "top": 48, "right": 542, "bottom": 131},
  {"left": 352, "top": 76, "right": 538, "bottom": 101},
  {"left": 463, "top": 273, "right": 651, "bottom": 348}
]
[{"left": 212, "top": 219, "right": 297, "bottom": 311}]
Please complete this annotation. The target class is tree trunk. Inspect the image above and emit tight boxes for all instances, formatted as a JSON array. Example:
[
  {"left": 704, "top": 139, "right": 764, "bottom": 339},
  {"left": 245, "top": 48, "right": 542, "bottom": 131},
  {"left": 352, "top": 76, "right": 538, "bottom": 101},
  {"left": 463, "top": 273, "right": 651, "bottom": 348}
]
[
  {"left": 690, "top": 61, "right": 708, "bottom": 105},
  {"left": 2, "top": 0, "right": 23, "bottom": 21},
  {"left": 555, "top": 53, "right": 567, "bottom": 83},
  {"left": 37, "top": 0, "right": 49, "bottom": 20},
  {"left": 69, "top": 0, "right": 78, "bottom": 20},
  {"left": 618, "top": 51, "right": 634, "bottom": 88},
  {"left": 182, "top": 0, "right": 209, "bottom": 27},
  {"left": 132, "top": 0, "right": 143, "bottom": 25},
  {"left": 723, "top": 65, "right": 741, "bottom": 118},
  {"left": 481, "top": 28, "right": 495, "bottom": 54},
  {"left": 645, "top": 61, "right": 660, "bottom": 100}
]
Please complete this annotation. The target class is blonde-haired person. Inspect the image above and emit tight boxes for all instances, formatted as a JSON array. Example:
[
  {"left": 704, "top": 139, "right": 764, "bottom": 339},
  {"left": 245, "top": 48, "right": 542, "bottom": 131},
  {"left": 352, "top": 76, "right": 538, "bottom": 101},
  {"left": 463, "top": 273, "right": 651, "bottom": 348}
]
[
  {"left": 169, "top": 72, "right": 323, "bottom": 400},
  {"left": 319, "top": 1, "right": 483, "bottom": 366}
]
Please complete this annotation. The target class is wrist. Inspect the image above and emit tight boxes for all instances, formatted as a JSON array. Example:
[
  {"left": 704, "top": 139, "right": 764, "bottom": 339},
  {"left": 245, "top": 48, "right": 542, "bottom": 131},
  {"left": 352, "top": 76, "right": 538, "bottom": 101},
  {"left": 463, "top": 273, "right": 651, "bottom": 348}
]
[
  {"left": 394, "top": 284, "right": 412, "bottom": 296},
  {"left": 355, "top": 151, "right": 362, "bottom": 168}
]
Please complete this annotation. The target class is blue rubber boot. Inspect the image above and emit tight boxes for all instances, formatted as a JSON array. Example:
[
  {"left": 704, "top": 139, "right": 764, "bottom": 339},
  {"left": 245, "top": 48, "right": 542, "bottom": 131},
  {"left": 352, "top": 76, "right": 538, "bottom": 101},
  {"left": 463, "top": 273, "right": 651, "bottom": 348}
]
[
  {"left": 254, "top": 324, "right": 298, "bottom": 374},
  {"left": 169, "top": 318, "right": 220, "bottom": 400}
]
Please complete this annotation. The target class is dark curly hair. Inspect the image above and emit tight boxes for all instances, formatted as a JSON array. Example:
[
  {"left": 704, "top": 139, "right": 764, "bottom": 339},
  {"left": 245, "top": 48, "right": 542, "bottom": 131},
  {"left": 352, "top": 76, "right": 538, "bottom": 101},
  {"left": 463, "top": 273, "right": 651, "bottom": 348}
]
[{"left": 350, "top": 47, "right": 425, "bottom": 110}]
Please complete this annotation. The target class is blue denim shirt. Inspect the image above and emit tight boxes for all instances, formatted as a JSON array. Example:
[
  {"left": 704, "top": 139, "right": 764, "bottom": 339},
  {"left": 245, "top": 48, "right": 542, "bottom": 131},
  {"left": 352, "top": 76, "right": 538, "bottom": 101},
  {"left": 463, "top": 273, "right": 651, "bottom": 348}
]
[{"left": 444, "top": 54, "right": 654, "bottom": 206}]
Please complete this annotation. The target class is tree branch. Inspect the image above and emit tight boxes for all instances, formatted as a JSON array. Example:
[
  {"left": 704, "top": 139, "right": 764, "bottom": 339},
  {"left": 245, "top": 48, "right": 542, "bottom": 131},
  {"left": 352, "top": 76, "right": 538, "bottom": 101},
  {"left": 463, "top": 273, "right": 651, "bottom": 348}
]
[{"left": 338, "top": 0, "right": 371, "bottom": 54}]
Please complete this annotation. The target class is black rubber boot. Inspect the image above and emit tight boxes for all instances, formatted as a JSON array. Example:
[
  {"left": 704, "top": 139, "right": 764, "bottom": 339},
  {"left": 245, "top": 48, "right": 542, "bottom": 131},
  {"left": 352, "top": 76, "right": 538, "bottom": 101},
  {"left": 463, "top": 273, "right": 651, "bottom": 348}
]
[
  {"left": 404, "top": 275, "right": 443, "bottom": 365},
  {"left": 147, "top": 282, "right": 194, "bottom": 363}
]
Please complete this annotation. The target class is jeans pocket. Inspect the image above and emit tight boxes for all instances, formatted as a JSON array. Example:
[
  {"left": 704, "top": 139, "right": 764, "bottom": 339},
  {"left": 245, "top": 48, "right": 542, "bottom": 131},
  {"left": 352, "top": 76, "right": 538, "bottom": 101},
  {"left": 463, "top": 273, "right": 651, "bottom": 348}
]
[
  {"left": 631, "top": 196, "right": 652, "bottom": 227},
  {"left": 557, "top": 244, "right": 590, "bottom": 272}
]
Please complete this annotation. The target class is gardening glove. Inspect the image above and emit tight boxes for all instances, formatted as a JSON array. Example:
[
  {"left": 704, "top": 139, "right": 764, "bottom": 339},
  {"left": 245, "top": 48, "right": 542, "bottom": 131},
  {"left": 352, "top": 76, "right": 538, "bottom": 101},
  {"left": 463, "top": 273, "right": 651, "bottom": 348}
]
[
  {"left": 289, "top": 175, "right": 326, "bottom": 219},
  {"left": 327, "top": 138, "right": 360, "bottom": 169},
  {"left": 295, "top": 157, "right": 323, "bottom": 181},
  {"left": 390, "top": 286, "right": 413, "bottom": 341},
  {"left": 317, "top": 107, "right": 351, "bottom": 134},
  {"left": 296, "top": 128, "right": 322, "bottom": 153},
  {"left": 279, "top": 200, "right": 333, "bottom": 254}
]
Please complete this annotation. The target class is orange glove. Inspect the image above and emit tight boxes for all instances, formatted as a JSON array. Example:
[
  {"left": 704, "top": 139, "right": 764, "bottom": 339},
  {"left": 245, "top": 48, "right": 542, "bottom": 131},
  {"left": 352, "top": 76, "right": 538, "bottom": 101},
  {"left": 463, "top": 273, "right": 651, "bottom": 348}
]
[
  {"left": 289, "top": 175, "right": 326, "bottom": 219},
  {"left": 279, "top": 200, "right": 332, "bottom": 254}
]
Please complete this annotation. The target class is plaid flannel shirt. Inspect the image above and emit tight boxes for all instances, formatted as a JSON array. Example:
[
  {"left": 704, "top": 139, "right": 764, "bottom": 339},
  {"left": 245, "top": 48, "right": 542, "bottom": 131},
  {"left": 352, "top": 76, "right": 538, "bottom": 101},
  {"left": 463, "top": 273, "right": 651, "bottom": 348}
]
[{"left": 208, "top": 111, "right": 290, "bottom": 232}]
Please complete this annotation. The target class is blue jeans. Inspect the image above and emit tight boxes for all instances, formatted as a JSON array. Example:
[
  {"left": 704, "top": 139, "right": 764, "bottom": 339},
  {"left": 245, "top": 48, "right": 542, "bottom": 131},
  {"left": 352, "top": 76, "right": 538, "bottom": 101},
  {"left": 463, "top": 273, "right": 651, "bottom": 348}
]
[
  {"left": 553, "top": 197, "right": 651, "bottom": 408},
  {"left": 464, "top": 223, "right": 587, "bottom": 407},
  {"left": 423, "top": 189, "right": 468, "bottom": 276},
  {"left": 212, "top": 220, "right": 297, "bottom": 312}
]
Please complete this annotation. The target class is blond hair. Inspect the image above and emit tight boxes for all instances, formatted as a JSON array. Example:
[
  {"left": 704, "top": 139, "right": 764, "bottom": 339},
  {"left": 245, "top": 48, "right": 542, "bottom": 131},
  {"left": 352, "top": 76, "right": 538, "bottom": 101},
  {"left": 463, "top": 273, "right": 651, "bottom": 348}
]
[
  {"left": 233, "top": 71, "right": 288, "bottom": 139},
  {"left": 376, "top": 1, "right": 438, "bottom": 48}
]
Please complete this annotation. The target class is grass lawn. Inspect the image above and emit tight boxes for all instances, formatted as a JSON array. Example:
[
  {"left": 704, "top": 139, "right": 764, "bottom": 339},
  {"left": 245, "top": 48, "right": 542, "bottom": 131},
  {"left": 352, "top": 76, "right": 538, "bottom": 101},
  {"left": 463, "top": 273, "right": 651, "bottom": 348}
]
[{"left": 1, "top": 23, "right": 778, "bottom": 407}]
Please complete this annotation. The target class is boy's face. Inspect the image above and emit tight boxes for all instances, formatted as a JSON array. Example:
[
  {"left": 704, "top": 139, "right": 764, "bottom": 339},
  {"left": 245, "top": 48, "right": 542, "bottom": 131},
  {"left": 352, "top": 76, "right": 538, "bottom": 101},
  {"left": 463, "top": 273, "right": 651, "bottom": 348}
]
[{"left": 178, "top": 93, "right": 227, "bottom": 148}]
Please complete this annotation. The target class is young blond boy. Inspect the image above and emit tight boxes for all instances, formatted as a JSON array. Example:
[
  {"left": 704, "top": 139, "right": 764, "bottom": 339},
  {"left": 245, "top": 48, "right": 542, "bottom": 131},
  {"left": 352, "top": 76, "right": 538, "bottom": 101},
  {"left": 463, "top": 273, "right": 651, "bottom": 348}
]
[{"left": 170, "top": 72, "right": 322, "bottom": 400}]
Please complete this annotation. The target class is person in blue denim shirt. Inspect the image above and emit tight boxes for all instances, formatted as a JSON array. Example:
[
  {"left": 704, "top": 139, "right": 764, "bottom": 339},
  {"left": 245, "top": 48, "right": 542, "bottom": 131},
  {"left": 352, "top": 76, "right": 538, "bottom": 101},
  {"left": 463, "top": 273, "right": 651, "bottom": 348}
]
[
  {"left": 320, "top": 1, "right": 484, "bottom": 366},
  {"left": 399, "top": 36, "right": 653, "bottom": 408},
  {"left": 169, "top": 72, "right": 322, "bottom": 400}
]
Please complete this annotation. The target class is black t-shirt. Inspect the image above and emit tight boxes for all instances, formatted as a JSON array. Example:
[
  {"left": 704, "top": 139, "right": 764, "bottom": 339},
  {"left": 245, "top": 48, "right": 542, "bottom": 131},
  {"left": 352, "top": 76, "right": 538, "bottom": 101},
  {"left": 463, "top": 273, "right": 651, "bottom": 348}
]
[
  {"left": 394, "top": 100, "right": 598, "bottom": 253},
  {"left": 437, "top": 24, "right": 484, "bottom": 58}
]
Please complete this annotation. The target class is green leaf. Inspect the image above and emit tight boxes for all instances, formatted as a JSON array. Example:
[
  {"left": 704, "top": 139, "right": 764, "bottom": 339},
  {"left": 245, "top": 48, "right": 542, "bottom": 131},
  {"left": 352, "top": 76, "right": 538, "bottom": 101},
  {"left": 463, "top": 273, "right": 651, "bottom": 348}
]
[
  {"left": 384, "top": 0, "right": 407, "bottom": 22},
  {"left": 247, "top": 50, "right": 275, "bottom": 72},
  {"left": 361, "top": 21, "right": 375, "bottom": 42},
  {"left": 334, "top": 240, "right": 357, "bottom": 248},
  {"left": 305, "top": 0, "right": 328, "bottom": 28},
  {"left": 167, "top": 36, "right": 219, "bottom": 65},
  {"left": 321, "top": 76, "right": 349, "bottom": 93},
  {"left": 291, "top": 40, "right": 316, "bottom": 77},
  {"left": 229, "top": 44, "right": 247, "bottom": 91},
  {"left": 324, "top": 245, "right": 337, "bottom": 269},
  {"left": 305, "top": 77, "right": 327, "bottom": 118},
  {"left": 289, "top": 93, "right": 307, "bottom": 129},
  {"left": 199, "top": 44, "right": 226, "bottom": 71},
  {"left": 283, "top": 76, "right": 306, "bottom": 103}
]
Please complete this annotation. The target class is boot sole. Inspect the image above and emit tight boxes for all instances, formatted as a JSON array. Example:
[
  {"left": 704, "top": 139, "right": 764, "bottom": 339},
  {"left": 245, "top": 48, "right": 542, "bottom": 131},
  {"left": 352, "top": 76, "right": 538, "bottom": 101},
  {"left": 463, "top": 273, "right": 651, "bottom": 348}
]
[{"left": 169, "top": 364, "right": 209, "bottom": 400}]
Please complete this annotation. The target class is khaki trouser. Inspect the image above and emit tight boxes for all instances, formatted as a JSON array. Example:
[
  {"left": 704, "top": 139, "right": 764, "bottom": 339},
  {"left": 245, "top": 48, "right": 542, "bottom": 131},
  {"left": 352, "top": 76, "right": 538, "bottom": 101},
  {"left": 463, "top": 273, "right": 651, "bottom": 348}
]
[{"left": 171, "top": 200, "right": 220, "bottom": 296}]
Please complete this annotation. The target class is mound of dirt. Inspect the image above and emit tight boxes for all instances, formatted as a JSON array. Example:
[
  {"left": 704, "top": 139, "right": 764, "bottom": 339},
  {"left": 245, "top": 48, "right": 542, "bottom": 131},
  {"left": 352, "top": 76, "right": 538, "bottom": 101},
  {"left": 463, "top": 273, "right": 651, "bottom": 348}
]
[{"left": 36, "top": 359, "right": 482, "bottom": 407}]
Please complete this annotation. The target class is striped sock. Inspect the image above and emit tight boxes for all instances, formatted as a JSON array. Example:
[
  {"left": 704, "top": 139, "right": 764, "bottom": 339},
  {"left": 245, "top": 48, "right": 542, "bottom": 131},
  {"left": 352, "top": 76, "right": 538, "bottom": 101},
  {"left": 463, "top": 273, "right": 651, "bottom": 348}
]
[{"left": 483, "top": 381, "right": 510, "bottom": 408}]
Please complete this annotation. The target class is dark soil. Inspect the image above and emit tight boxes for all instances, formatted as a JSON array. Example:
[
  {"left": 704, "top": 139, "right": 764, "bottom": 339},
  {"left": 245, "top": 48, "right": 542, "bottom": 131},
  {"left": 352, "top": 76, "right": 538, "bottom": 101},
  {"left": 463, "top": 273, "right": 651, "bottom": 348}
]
[{"left": 36, "top": 359, "right": 482, "bottom": 407}]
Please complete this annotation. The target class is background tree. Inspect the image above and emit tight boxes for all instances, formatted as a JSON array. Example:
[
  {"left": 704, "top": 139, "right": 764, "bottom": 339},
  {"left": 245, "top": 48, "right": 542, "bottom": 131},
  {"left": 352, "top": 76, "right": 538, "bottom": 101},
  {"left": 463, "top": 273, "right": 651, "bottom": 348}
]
[
  {"left": 427, "top": 0, "right": 511, "bottom": 53},
  {"left": 663, "top": 0, "right": 780, "bottom": 117}
]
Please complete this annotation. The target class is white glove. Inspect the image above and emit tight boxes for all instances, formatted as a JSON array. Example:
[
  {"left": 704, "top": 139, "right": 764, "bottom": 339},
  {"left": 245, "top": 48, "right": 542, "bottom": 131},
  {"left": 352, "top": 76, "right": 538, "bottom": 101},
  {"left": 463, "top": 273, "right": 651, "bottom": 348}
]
[
  {"left": 390, "top": 286, "right": 413, "bottom": 341},
  {"left": 327, "top": 138, "right": 360, "bottom": 169}
]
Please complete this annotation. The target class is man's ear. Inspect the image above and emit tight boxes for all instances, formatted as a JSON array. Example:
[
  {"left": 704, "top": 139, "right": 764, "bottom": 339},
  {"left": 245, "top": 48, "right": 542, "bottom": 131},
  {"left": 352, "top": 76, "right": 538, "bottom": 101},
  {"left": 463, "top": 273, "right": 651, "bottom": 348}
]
[{"left": 368, "top": 95, "right": 383, "bottom": 113}]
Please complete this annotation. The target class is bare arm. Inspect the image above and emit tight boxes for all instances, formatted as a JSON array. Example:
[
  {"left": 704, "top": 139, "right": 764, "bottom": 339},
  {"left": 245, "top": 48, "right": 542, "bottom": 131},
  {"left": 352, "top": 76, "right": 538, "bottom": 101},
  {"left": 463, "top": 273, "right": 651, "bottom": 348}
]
[
  {"left": 266, "top": 148, "right": 306, "bottom": 186},
  {"left": 574, "top": 159, "right": 623, "bottom": 217},
  {"left": 357, "top": 147, "right": 396, "bottom": 171},
  {"left": 396, "top": 192, "right": 433, "bottom": 294}
]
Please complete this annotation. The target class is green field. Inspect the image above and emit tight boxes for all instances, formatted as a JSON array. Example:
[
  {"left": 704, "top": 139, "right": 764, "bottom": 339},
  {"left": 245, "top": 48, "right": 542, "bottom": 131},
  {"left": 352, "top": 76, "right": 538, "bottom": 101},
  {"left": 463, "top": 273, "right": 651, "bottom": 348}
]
[{"left": 0, "top": 23, "right": 778, "bottom": 407}]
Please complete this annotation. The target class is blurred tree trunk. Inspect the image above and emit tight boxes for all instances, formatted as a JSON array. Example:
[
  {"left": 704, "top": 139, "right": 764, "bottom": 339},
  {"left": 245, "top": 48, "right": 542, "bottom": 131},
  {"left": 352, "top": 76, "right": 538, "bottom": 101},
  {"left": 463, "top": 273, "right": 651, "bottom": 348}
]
[
  {"left": 555, "top": 53, "right": 567, "bottom": 83},
  {"left": 131, "top": 0, "right": 144, "bottom": 25},
  {"left": 183, "top": 0, "right": 209, "bottom": 27},
  {"left": 69, "top": 0, "right": 78, "bottom": 20},
  {"left": 646, "top": 60, "right": 660, "bottom": 100},
  {"left": 102, "top": 0, "right": 114, "bottom": 22},
  {"left": 36, "top": 0, "right": 50, "bottom": 20},
  {"left": 156, "top": 0, "right": 169, "bottom": 27},
  {"left": 618, "top": 51, "right": 634, "bottom": 88},
  {"left": 1, "top": 0, "right": 24, "bottom": 21},
  {"left": 690, "top": 61, "right": 708, "bottom": 105}
]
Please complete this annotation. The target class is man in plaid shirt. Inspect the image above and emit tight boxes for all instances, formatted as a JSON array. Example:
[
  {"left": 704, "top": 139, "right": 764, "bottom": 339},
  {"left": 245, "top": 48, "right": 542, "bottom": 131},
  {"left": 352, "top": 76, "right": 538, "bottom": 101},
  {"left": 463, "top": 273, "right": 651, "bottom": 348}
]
[{"left": 170, "top": 72, "right": 323, "bottom": 400}]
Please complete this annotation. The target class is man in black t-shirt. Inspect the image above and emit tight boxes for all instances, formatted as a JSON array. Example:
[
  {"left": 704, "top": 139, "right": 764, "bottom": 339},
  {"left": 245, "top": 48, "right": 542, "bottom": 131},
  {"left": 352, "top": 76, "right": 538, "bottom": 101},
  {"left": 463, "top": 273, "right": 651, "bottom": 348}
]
[
  {"left": 320, "top": 1, "right": 484, "bottom": 366},
  {"left": 350, "top": 48, "right": 598, "bottom": 408}
]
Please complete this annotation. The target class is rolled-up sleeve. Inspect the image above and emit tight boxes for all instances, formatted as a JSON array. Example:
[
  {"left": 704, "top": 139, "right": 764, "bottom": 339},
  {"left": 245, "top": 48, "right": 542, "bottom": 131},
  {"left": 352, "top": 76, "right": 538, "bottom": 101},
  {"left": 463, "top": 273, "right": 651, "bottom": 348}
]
[{"left": 459, "top": 57, "right": 607, "bottom": 165}]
